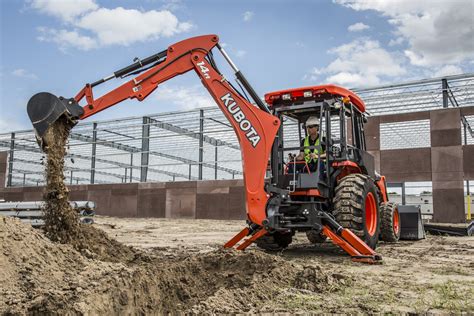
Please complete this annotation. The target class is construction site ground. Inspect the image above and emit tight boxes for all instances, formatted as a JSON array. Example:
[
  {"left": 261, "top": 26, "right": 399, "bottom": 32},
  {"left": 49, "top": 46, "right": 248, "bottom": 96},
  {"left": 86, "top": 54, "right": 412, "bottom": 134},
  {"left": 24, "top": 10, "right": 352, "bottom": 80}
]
[{"left": 1, "top": 215, "right": 473, "bottom": 314}]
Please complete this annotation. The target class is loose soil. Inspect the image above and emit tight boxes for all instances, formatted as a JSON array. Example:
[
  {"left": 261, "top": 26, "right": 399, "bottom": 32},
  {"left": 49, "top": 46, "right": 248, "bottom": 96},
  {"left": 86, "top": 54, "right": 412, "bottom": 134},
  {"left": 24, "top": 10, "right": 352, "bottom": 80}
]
[{"left": 1, "top": 216, "right": 473, "bottom": 314}]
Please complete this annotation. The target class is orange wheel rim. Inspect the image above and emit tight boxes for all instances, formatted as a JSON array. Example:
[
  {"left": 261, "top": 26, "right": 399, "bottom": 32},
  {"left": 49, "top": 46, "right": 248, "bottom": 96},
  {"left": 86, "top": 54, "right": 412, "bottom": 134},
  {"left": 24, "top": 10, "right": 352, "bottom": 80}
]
[
  {"left": 365, "top": 192, "right": 377, "bottom": 236},
  {"left": 393, "top": 208, "right": 400, "bottom": 235}
]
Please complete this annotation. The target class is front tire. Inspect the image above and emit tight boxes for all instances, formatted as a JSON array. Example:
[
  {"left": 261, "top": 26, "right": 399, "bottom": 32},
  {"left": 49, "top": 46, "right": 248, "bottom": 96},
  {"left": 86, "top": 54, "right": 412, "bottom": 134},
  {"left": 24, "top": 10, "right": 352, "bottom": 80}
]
[
  {"left": 333, "top": 174, "right": 381, "bottom": 249},
  {"left": 380, "top": 202, "right": 401, "bottom": 242}
]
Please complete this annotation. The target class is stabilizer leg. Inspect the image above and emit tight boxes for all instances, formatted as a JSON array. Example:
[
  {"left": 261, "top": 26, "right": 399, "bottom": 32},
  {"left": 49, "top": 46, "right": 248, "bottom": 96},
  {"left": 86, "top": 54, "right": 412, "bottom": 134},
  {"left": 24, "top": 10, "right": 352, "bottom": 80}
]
[
  {"left": 223, "top": 226, "right": 268, "bottom": 251},
  {"left": 322, "top": 225, "right": 382, "bottom": 264}
]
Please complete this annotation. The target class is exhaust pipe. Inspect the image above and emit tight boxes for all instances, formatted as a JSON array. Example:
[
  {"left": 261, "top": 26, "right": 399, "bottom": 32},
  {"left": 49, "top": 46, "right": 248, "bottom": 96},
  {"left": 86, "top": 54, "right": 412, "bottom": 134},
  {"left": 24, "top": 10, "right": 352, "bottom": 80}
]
[{"left": 27, "top": 92, "right": 84, "bottom": 151}]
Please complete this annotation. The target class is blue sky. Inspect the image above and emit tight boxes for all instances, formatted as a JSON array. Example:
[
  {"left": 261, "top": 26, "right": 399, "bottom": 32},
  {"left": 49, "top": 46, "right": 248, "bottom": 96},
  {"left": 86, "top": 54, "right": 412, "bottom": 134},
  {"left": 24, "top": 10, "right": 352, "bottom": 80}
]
[{"left": 1, "top": 0, "right": 473, "bottom": 133}]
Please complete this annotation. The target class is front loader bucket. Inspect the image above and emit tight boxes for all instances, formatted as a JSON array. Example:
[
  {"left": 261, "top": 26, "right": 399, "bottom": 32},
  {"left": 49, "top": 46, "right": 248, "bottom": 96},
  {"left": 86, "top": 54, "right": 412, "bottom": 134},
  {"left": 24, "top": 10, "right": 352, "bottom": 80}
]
[{"left": 27, "top": 92, "right": 84, "bottom": 151}]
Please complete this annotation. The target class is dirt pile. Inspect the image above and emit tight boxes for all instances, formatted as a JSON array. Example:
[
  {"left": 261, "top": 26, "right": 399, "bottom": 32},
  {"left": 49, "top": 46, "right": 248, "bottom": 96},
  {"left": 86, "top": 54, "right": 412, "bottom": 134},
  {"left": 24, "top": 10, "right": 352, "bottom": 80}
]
[{"left": 0, "top": 216, "right": 349, "bottom": 314}]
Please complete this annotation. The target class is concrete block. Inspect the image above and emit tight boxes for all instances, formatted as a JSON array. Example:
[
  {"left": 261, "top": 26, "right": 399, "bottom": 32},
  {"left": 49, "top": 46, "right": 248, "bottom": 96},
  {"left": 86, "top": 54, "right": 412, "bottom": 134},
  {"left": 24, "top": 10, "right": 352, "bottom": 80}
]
[
  {"left": 430, "top": 129, "right": 461, "bottom": 147},
  {"left": 23, "top": 190, "right": 43, "bottom": 201},
  {"left": 379, "top": 111, "right": 430, "bottom": 124},
  {"left": 110, "top": 192, "right": 138, "bottom": 218},
  {"left": 165, "top": 181, "right": 197, "bottom": 189},
  {"left": 432, "top": 171, "right": 464, "bottom": 182},
  {"left": 432, "top": 188, "right": 465, "bottom": 223},
  {"left": 87, "top": 189, "right": 111, "bottom": 216},
  {"left": 0, "top": 152, "right": 8, "bottom": 165},
  {"left": 463, "top": 145, "right": 474, "bottom": 179},
  {"left": 381, "top": 148, "right": 431, "bottom": 176},
  {"left": 137, "top": 187, "right": 166, "bottom": 217},
  {"left": 432, "top": 179, "right": 464, "bottom": 190},
  {"left": 69, "top": 191, "right": 88, "bottom": 201},
  {"left": 460, "top": 105, "right": 474, "bottom": 116},
  {"left": 166, "top": 188, "right": 196, "bottom": 218},
  {"left": 431, "top": 146, "right": 463, "bottom": 173},
  {"left": 228, "top": 186, "right": 247, "bottom": 220},
  {"left": 196, "top": 193, "right": 230, "bottom": 219},
  {"left": 138, "top": 182, "right": 166, "bottom": 190},
  {"left": 3, "top": 192, "right": 24, "bottom": 201},
  {"left": 430, "top": 108, "right": 460, "bottom": 131}
]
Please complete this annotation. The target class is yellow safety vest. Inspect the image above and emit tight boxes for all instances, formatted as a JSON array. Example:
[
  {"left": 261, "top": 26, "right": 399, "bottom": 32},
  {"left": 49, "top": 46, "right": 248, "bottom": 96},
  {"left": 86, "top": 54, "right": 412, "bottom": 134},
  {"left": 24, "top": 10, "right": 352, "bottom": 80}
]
[{"left": 304, "top": 136, "right": 321, "bottom": 163}]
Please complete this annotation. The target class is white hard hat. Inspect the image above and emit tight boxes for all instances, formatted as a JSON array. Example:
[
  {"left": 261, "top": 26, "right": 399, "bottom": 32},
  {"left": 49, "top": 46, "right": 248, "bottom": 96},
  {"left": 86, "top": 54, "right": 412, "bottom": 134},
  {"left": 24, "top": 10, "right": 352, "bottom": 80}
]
[{"left": 306, "top": 116, "right": 319, "bottom": 126}]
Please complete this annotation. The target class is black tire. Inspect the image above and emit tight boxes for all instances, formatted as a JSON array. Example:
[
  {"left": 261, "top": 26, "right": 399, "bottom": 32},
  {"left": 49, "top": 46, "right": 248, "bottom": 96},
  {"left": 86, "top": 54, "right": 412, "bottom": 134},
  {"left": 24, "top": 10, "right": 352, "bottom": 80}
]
[
  {"left": 306, "top": 230, "right": 328, "bottom": 243},
  {"left": 380, "top": 202, "right": 401, "bottom": 242},
  {"left": 255, "top": 232, "right": 292, "bottom": 251},
  {"left": 333, "top": 174, "right": 381, "bottom": 249}
]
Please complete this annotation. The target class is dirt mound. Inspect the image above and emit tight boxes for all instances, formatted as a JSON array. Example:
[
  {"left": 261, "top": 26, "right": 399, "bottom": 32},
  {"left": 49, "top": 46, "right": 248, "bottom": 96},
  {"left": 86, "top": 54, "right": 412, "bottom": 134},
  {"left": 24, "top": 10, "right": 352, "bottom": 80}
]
[{"left": 0, "top": 216, "right": 348, "bottom": 314}]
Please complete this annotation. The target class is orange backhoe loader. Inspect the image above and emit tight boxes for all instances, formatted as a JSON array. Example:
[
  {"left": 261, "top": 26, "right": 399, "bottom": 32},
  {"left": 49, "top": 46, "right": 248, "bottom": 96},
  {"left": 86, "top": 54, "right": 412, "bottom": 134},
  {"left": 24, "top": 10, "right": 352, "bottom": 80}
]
[{"left": 27, "top": 34, "right": 401, "bottom": 264}]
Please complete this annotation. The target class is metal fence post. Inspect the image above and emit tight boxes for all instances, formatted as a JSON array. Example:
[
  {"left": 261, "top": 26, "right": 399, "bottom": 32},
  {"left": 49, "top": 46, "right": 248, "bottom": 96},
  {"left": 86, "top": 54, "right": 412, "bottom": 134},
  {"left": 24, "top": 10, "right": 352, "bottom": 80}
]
[
  {"left": 214, "top": 146, "right": 218, "bottom": 180},
  {"left": 7, "top": 132, "right": 15, "bottom": 187},
  {"left": 91, "top": 122, "right": 97, "bottom": 184},
  {"left": 442, "top": 78, "right": 448, "bottom": 108},
  {"left": 141, "top": 117, "right": 150, "bottom": 182},
  {"left": 189, "top": 164, "right": 192, "bottom": 180},
  {"left": 401, "top": 182, "right": 406, "bottom": 205},
  {"left": 129, "top": 153, "right": 133, "bottom": 183},
  {"left": 199, "top": 109, "right": 204, "bottom": 180}
]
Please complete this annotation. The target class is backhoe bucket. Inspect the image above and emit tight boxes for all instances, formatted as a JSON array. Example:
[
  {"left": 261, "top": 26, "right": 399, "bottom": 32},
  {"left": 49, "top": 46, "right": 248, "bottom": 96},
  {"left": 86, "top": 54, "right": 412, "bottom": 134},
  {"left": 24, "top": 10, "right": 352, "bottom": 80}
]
[{"left": 27, "top": 92, "right": 84, "bottom": 151}]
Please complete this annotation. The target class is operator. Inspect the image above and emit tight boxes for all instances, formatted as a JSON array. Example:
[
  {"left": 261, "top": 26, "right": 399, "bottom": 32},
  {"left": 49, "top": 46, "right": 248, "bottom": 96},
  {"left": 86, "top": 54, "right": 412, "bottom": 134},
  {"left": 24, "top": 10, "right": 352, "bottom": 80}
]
[{"left": 295, "top": 116, "right": 326, "bottom": 173}]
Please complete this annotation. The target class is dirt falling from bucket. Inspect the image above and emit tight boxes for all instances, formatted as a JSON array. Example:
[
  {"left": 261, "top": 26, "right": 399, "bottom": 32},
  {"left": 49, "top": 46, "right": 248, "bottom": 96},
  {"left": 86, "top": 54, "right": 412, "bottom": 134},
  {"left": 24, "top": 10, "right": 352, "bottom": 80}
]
[
  {"left": 40, "top": 117, "right": 136, "bottom": 262},
  {"left": 42, "top": 116, "right": 80, "bottom": 243}
]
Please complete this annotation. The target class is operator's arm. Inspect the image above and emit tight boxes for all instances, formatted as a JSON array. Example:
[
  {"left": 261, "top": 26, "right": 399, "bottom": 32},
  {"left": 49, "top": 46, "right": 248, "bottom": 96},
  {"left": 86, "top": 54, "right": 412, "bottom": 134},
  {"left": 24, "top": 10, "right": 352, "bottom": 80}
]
[{"left": 296, "top": 138, "right": 305, "bottom": 160}]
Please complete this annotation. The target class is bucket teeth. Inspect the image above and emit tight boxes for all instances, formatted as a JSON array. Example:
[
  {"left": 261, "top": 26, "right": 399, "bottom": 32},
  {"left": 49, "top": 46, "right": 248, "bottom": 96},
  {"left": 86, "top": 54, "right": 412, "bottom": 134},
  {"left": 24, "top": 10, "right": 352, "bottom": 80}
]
[{"left": 27, "top": 92, "right": 84, "bottom": 151}]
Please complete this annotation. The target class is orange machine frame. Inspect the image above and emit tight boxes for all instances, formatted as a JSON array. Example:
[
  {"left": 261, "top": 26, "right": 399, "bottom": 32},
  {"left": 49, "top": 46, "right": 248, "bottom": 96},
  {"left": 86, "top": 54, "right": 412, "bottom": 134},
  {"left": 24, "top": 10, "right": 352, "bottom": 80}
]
[{"left": 73, "top": 35, "right": 280, "bottom": 227}]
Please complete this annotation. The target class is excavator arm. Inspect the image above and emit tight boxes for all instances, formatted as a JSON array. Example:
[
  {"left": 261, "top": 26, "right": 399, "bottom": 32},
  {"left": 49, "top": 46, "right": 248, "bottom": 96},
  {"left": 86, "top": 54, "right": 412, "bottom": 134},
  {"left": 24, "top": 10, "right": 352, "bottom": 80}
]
[{"left": 27, "top": 34, "right": 280, "bottom": 227}]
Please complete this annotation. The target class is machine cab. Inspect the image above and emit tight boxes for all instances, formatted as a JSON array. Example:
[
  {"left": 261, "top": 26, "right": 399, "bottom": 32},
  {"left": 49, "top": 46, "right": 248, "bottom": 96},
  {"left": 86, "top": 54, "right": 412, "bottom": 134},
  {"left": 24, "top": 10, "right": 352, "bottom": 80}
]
[{"left": 265, "top": 85, "right": 376, "bottom": 198}]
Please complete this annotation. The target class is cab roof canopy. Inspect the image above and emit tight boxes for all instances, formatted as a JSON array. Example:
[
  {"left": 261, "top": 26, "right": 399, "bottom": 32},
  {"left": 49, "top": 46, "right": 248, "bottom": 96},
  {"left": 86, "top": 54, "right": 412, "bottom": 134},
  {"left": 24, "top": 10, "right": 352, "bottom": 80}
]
[{"left": 264, "top": 84, "right": 366, "bottom": 113}]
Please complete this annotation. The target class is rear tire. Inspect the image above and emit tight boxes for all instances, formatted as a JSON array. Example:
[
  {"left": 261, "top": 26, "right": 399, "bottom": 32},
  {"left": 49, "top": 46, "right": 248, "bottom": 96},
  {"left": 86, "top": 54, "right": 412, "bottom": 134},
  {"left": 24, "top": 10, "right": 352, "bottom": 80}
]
[
  {"left": 380, "top": 202, "right": 401, "bottom": 242},
  {"left": 333, "top": 174, "right": 381, "bottom": 249},
  {"left": 255, "top": 232, "right": 292, "bottom": 251},
  {"left": 306, "top": 230, "right": 327, "bottom": 243}
]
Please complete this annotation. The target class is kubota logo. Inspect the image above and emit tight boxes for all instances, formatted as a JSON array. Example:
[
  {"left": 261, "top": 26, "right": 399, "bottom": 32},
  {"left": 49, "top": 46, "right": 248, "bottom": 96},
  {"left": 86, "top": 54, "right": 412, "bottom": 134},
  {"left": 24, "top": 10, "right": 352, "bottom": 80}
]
[{"left": 220, "top": 93, "right": 261, "bottom": 147}]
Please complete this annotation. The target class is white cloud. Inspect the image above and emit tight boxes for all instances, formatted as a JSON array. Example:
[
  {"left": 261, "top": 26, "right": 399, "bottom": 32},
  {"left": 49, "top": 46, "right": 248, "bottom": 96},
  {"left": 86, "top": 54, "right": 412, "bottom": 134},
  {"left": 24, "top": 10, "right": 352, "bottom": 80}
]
[
  {"left": 31, "top": 2, "right": 193, "bottom": 51},
  {"left": 37, "top": 27, "right": 97, "bottom": 51},
  {"left": 77, "top": 7, "right": 192, "bottom": 46},
  {"left": 348, "top": 22, "right": 369, "bottom": 32},
  {"left": 235, "top": 50, "right": 247, "bottom": 58},
  {"left": 433, "top": 65, "right": 463, "bottom": 78},
  {"left": 154, "top": 85, "right": 215, "bottom": 110},
  {"left": 30, "top": 0, "right": 98, "bottom": 22},
  {"left": 388, "top": 37, "right": 404, "bottom": 47},
  {"left": 243, "top": 11, "right": 254, "bottom": 22},
  {"left": 309, "top": 38, "right": 405, "bottom": 87},
  {"left": 12, "top": 69, "right": 38, "bottom": 79},
  {"left": 335, "top": 0, "right": 474, "bottom": 67}
]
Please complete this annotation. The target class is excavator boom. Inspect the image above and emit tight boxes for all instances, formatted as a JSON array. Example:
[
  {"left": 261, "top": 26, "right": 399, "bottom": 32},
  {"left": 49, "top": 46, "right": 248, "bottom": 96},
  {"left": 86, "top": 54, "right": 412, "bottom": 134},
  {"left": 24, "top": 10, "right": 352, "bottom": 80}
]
[{"left": 27, "top": 34, "right": 280, "bottom": 227}]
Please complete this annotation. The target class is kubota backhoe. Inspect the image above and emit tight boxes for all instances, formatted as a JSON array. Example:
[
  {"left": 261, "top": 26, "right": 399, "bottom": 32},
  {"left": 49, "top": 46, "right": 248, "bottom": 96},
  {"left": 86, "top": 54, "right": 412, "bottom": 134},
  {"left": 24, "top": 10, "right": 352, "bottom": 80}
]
[{"left": 27, "top": 34, "right": 401, "bottom": 264}]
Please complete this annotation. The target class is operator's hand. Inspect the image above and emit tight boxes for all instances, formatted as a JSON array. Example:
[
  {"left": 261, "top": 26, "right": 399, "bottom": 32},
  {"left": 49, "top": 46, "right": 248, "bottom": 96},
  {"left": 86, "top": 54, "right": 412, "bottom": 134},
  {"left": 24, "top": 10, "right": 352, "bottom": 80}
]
[{"left": 309, "top": 153, "right": 318, "bottom": 159}]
